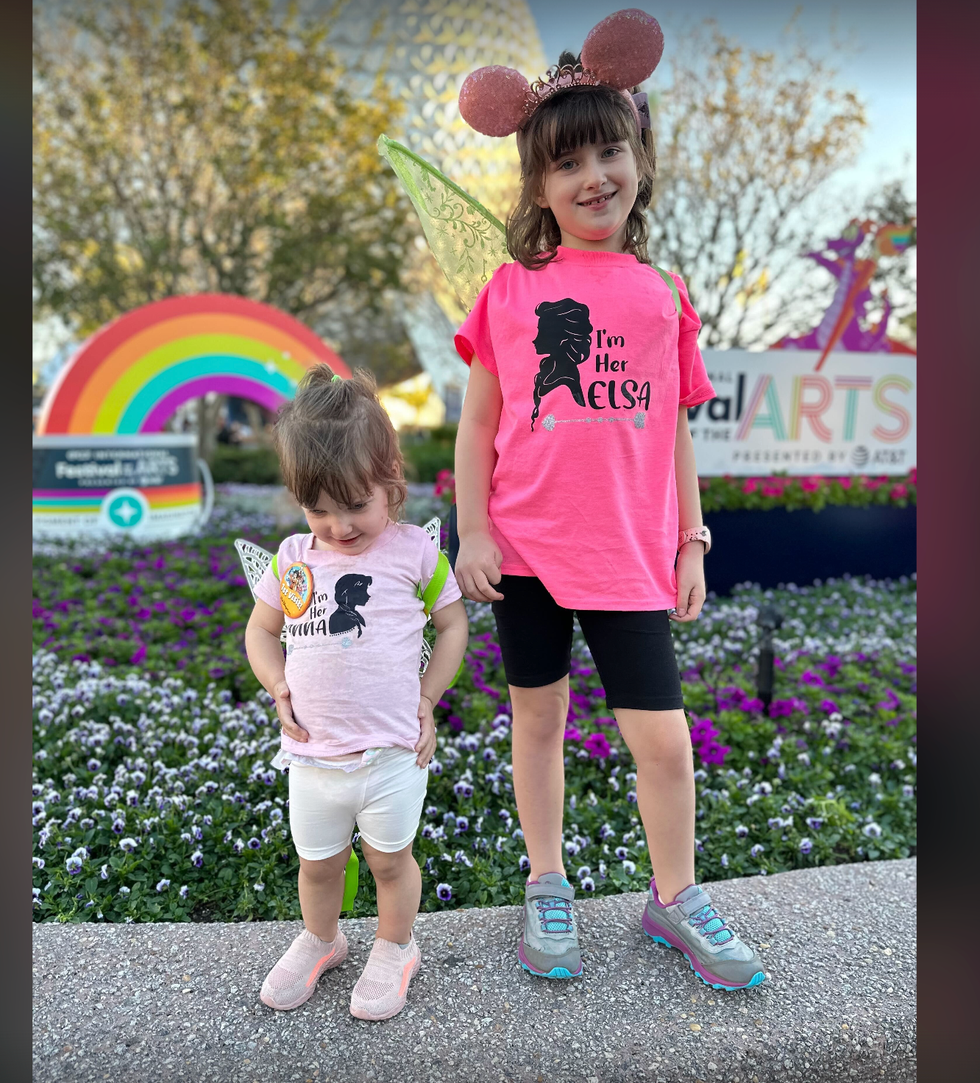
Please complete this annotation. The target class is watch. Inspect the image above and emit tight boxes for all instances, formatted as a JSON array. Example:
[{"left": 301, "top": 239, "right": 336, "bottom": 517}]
[{"left": 678, "top": 526, "right": 711, "bottom": 554}]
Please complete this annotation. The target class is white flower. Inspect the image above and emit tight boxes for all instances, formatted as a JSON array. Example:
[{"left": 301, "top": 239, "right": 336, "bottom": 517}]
[{"left": 862, "top": 822, "right": 882, "bottom": 838}]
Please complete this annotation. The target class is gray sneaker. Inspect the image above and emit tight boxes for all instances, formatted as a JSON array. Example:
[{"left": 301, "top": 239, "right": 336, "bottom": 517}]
[
  {"left": 642, "top": 879, "right": 765, "bottom": 990},
  {"left": 519, "top": 872, "right": 583, "bottom": 978}
]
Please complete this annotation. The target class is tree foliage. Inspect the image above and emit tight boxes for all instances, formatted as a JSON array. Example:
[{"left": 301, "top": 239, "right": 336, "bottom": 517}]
[
  {"left": 858, "top": 178, "right": 916, "bottom": 344},
  {"left": 647, "top": 20, "right": 869, "bottom": 349},
  {"left": 32, "top": 0, "right": 414, "bottom": 342}
]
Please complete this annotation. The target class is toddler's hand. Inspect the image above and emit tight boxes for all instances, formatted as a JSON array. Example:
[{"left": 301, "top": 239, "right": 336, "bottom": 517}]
[
  {"left": 273, "top": 679, "right": 309, "bottom": 743},
  {"left": 415, "top": 694, "right": 436, "bottom": 768},
  {"left": 670, "top": 544, "right": 706, "bottom": 623},
  {"left": 455, "top": 531, "right": 504, "bottom": 603}
]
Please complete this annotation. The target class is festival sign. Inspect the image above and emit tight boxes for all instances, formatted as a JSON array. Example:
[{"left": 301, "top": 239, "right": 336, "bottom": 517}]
[
  {"left": 34, "top": 294, "right": 350, "bottom": 540},
  {"left": 691, "top": 350, "right": 915, "bottom": 476},
  {"left": 32, "top": 433, "right": 213, "bottom": 541}
]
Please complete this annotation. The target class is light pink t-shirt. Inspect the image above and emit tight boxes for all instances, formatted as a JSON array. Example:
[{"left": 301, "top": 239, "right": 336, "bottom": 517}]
[
  {"left": 454, "top": 246, "right": 715, "bottom": 610},
  {"left": 255, "top": 522, "right": 461, "bottom": 758}
]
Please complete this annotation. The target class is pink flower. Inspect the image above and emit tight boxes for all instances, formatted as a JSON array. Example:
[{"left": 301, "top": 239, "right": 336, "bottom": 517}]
[
  {"left": 433, "top": 469, "right": 456, "bottom": 498},
  {"left": 582, "top": 732, "right": 611, "bottom": 759},
  {"left": 908, "top": 466, "right": 917, "bottom": 485},
  {"left": 839, "top": 477, "right": 852, "bottom": 489},
  {"left": 801, "top": 476, "right": 822, "bottom": 493},
  {"left": 762, "top": 484, "right": 784, "bottom": 497},
  {"left": 742, "top": 479, "right": 758, "bottom": 494},
  {"left": 891, "top": 483, "right": 908, "bottom": 500}
]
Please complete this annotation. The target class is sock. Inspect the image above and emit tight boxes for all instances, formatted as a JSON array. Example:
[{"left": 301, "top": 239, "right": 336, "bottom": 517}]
[{"left": 398, "top": 941, "right": 411, "bottom": 949}]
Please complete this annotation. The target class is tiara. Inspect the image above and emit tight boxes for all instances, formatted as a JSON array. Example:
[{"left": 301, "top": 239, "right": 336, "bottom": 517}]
[
  {"left": 459, "top": 8, "right": 663, "bottom": 138},
  {"left": 524, "top": 62, "right": 602, "bottom": 117}
]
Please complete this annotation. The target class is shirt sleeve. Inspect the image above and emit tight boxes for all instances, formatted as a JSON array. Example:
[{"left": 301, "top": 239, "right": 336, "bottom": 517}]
[
  {"left": 670, "top": 272, "right": 716, "bottom": 408},
  {"left": 419, "top": 533, "right": 463, "bottom": 612},
  {"left": 254, "top": 541, "right": 288, "bottom": 610},
  {"left": 454, "top": 274, "right": 498, "bottom": 376}
]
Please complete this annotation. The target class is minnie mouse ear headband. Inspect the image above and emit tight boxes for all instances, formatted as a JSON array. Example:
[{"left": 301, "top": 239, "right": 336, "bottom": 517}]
[{"left": 458, "top": 8, "right": 663, "bottom": 138}]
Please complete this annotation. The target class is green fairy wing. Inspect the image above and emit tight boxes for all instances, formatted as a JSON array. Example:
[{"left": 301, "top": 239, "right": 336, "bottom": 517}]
[{"left": 378, "top": 135, "right": 509, "bottom": 314}]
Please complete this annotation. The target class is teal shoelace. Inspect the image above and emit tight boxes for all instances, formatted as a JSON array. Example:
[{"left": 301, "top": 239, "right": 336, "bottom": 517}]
[
  {"left": 535, "top": 897, "right": 573, "bottom": 934},
  {"left": 689, "top": 901, "right": 734, "bottom": 946}
]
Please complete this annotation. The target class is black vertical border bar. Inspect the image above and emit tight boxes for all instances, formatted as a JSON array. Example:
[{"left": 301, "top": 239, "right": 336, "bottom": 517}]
[
  {"left": 1, "top": 1, "right": 35, "bottom": 1081},
  {"left": 918, "top": 0, "right": 980, "bottom": 1080}
]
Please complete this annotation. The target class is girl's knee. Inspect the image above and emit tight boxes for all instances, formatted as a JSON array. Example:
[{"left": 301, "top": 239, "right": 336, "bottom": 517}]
[
  {"left": 299, "top": 847, "right": 351, "bottom": 883},
  {"left": 618, "top": 710, "right": 693, "bottom": 770},
  {"left": 510, "top": 680, "right": 569, "bottom": 734},
  {"left": 361, "top": 841, "right": 416, "bottom": 882}
]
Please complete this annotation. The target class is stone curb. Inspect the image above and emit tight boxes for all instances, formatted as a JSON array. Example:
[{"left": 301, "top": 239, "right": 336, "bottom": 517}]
[{"left": 33, "top": 858, "right": 915, "bottom": 1083}]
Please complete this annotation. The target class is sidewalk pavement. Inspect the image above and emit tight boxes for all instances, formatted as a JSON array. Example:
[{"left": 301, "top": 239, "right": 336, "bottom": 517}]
[{"left": 33, "top": 858, "right": 915, "bottom": 1083}]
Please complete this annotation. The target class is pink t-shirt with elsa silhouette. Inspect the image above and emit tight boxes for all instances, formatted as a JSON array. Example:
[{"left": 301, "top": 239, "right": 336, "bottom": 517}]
[
  {"left": 454, "top": 245, "right": 715, "bottom": 611},
  {"left": 254, "top": 522, "right": 461, "bottom": 757}
]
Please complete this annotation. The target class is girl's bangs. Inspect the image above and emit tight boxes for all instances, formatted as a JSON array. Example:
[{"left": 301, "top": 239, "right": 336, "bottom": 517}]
[
  {"left": 538, "top": 89, "right": 636, "bottom": 161},
  {"left": 318, "top": 460, "right": 376, "bottom": 511}
]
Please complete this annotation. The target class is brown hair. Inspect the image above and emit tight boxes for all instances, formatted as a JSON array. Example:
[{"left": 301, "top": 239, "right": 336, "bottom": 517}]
[
  {"left": 507, "top": 55, "right": 657, "bottom": 271},
  {"left": 273, "top": 363, "right": 407, "bottom": 519}
]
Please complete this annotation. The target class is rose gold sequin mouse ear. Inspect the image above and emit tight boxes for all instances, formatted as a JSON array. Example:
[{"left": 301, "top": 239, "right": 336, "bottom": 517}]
[
  {"left": 458, "top": 65, "right": 532, "bottom": 137},
  {"left": 580, "top": 8, "right": 665, "bottom": 90}
]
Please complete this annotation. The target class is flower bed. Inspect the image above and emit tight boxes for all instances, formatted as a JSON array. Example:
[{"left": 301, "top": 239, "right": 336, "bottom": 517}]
[
  {"left": 33, "top": 521, "right": 916, "bottom": 921},
  {"left": 698, "top": 469, "right": 916, "bottom": 513},
  {"left": 427, "top": 468, "right": 916, "bottom": 515}
]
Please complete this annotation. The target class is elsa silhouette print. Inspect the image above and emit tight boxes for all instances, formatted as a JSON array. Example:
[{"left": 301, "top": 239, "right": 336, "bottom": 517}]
[
  {"left": 328, "top": 574, "right": 373, "bottom": 637},
  {"left": 530, "top": 298, "right": 593, "bottom": 431}
]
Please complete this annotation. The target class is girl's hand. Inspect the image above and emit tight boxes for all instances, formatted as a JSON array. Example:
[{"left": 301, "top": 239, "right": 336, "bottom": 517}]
[
  {"left": 455, "top": 531, "right": 504, "bottom": 602},
  {"left": 273, "top": 679, "right": 309, "bottom": 743},
  {"left": 670, "top": 544, "right": 706, "bottom": 623},
  {"left": 415, "top": 694, "right": 436, "bottom": 767}
]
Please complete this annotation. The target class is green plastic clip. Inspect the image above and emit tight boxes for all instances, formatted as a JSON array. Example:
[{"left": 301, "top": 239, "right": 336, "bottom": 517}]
[{"left": 341, "top": 850, "right": 359, "bottom": 911}]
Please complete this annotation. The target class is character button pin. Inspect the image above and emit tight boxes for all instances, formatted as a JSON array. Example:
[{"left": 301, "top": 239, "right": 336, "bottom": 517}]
[{"left": 280, "top": 561, "right": 314, "bottom": 619}]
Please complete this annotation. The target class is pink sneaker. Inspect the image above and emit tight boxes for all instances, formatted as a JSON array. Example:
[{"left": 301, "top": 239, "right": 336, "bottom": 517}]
[
  {"left": 349, "top": 936, "right": 421, "bottom": 1020},
  {"left": 260, "top": 928, "right": 348, "bottom": 1010}
]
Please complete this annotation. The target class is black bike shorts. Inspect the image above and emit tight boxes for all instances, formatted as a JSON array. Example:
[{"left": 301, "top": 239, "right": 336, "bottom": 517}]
[{"left": 490, "top": 574, "right": 685, "bottom": 712}]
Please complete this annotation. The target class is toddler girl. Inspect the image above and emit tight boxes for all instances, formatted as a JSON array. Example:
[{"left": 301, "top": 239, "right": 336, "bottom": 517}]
[
  {"left": 246, "top": 365, "right": 468, "bottom": 1018},
  {"left": 452, "top": 10, "right": 765, "bottom": 990}
]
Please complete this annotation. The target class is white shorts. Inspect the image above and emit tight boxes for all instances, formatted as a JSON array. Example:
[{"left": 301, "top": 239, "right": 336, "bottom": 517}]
[{"left": 287, "top": 746, "right": 428, "bottom": 861}]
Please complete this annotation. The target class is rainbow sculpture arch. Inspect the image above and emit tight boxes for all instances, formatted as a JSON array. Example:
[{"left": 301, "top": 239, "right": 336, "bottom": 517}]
[{"left": 37, "top": 294, "right": 350, "bottom": 435}]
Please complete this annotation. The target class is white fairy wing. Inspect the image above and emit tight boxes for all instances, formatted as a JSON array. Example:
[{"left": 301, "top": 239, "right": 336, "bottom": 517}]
[
  {"left": 234, "top": 538, "right": 288, "bottom": 646},
  {"left": 234, "top": 538, "right": 274, "bottom": 601},
  {"left": 421, "top": 516, "right": 441, "bottom": 550},
  {"left": 378, "top": 135, "right": 509, "bottom": 314},
  {"left": 419, "top": 516, "right": 442, "bottom": 675}
]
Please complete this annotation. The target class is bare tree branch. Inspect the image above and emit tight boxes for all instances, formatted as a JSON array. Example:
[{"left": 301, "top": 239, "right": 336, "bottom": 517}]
[{"left": 646, "top": 19, "right": 868, "bottom": 349}]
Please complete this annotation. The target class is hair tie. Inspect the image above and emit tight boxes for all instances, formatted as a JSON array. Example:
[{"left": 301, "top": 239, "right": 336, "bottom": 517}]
[{"left": 331, "top": 374, "right": 342, "bottom": 383}]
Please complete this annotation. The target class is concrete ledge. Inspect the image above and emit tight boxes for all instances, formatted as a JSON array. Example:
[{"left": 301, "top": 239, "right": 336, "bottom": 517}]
[{"left": 33, "top": 858, "right": 915, "bottom": 1083}]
